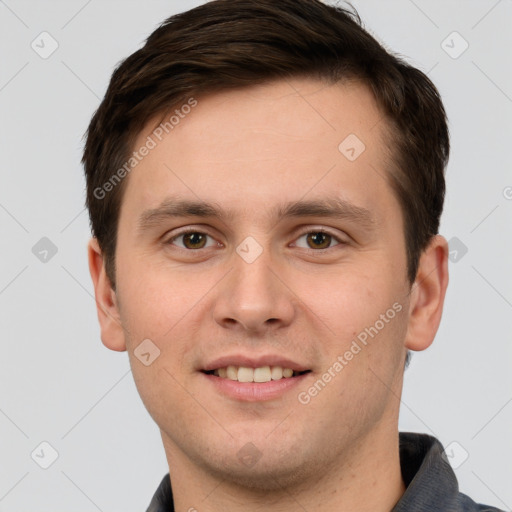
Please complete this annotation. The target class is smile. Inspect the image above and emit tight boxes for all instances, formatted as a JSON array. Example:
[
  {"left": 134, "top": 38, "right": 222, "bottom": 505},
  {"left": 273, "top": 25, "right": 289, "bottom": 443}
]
[{"left": 203, "top": 365, "right": 311, "bottom": 383}]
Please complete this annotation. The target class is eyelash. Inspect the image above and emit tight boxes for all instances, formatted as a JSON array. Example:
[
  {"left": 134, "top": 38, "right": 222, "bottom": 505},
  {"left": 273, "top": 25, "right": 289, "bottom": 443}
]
[{"left": 165, "top": 227, "right": 347, "bottom": 252}]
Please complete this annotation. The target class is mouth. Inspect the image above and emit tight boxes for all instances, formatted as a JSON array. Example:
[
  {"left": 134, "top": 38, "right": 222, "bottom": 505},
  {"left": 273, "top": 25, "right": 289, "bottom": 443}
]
[
  {"left": 199, "top": 355, "right": 313, "bottom": 401},
  {"left": 201, "top": 365, "right": 312, "bottom": 383}
]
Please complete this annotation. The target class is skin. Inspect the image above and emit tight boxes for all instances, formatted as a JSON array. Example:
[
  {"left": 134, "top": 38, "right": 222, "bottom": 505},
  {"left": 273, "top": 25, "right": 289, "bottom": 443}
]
[{"left": 89, "top": 78, "right": 449, "bottom": 512}]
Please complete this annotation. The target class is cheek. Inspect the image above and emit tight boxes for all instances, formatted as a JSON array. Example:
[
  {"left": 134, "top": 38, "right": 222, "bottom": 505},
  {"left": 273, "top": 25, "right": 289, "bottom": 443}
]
[
  {"left": 115, "top": 259, "right": 220, "bottom": 385},
  {"left": 115, "top": 256, "right": 202, "bottom": 340},
  {"left": 301, "top": 264, "right": 409, "bottom": 383},
  {"left": 299, "top": 267, "right": 394, "bottom": 333}
]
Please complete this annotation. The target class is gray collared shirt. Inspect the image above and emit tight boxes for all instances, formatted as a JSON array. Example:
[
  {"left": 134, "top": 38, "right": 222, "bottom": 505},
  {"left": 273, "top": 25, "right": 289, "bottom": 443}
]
[{"left": 146, "top": 432, "right": 505, "bottom": 511}]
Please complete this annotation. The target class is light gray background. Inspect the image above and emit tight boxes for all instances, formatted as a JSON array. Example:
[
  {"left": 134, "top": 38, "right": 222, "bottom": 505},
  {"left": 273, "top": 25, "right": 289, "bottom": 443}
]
[{"left": 1, "top": 0, "right": 511, "bottom": 510}]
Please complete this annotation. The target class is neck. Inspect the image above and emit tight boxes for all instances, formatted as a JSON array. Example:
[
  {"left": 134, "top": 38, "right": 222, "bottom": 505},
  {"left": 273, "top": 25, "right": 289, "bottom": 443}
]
[{"left": 161, "top": 424, "right": 405, "bottom": 512}]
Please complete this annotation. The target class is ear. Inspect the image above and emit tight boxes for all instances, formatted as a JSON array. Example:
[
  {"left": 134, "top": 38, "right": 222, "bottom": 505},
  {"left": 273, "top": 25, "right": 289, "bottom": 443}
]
[
  {"left": 405, "top": 235, "right": 449, "bottom": 352},
  {"left": 87, "top": 238, "right": 126, "bottom": 352}
]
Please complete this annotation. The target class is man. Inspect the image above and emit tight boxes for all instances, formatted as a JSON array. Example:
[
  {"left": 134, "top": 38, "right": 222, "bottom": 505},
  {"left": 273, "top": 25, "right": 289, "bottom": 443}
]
[{"left": 83, "top": 1, "right": 504, "bottom": 510}]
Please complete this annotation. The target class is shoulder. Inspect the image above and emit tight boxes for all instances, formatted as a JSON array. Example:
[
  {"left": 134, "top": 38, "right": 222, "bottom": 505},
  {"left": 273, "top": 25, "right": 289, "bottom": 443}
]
[{"left": 457, "top": 491, "right": 506, "bottom": 512}]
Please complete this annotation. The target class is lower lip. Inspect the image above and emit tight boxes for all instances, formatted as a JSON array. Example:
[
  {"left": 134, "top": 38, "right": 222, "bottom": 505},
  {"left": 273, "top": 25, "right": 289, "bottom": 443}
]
[{"left": 201, "top": 372, "right": 310, "bottom": 401}]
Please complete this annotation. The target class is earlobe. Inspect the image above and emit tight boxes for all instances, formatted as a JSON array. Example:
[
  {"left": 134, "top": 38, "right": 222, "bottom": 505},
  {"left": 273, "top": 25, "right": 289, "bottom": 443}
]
[
  {"left": 404, "top": 235, "right": 449, "bottom": 352},
  {"left": 87, "top": 238, "right": 127, "bottom": 352}
]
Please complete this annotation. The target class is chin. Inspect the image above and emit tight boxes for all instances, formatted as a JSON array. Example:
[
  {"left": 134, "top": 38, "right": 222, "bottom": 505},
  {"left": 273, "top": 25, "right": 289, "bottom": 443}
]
[
  {"left": 192, "top": 431, "right": 332, "bottom": 493},
  {"left": 207, "top": 454, "right": 314, "bottom": 492}
]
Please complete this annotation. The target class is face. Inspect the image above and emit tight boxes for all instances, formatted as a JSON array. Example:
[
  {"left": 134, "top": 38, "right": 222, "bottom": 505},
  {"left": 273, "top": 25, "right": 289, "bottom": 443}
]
[{"left": 98, "top": 78, "right": 422, "bottom": 489}]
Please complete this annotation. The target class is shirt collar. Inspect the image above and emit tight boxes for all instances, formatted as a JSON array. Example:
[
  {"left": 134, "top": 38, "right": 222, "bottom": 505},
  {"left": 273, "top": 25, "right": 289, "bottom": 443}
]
[{"left": 392, "top": 432, "right": 459, "bottom": 511}]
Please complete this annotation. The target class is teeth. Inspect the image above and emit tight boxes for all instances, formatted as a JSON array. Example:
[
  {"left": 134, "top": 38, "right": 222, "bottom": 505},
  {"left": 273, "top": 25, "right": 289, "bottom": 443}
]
[
  {"left": 226, "top": 365, "right": 238, "bottom": 380},
  {"left": 238, "top": 366, "right": 254, "bottom": 383},
  {"left": 271, "top": 366, "right": 283, "bottom": 380},
  {"left": 211, "top": 365, "right": 299, "bottom": 383},
  {"left": 253, "top": 366, "right": 271, "bottom": 383},
  {"left": 282, "top": 368, "right": 293, "bottom": 378}
]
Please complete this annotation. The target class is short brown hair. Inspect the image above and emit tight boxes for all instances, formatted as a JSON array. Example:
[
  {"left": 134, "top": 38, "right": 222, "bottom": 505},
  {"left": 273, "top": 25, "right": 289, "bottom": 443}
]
[{"left": 83, "top": 0, "right": 449, "bottom": 286}]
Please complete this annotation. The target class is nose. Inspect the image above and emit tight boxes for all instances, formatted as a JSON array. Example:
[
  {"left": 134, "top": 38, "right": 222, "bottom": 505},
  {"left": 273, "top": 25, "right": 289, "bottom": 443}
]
[{"left": 212, "top": 246, "right": 296, "bottom": 334}]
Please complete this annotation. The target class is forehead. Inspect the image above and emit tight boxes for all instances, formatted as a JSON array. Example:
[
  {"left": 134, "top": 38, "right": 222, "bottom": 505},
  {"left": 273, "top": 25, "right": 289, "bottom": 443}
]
[{"left": 121, "top": 78, "right": 398, "bottom": 225}]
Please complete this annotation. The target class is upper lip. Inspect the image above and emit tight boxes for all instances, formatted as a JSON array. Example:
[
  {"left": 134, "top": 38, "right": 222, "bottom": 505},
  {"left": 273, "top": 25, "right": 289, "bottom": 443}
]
[{"left": 201, "top": 354, "right": 310, "bottom": 372}]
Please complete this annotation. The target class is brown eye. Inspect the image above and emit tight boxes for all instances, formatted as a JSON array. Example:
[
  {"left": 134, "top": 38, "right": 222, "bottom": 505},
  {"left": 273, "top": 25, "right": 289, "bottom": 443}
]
[
  {"left": 305, "top": 232, "right": 333, "bottom": 249},
  {"left": 181, "top": 232, "right": 207, "bottom": 249},
  {"left": 167, "top": 230, "right": 219, "bottom": 251}
]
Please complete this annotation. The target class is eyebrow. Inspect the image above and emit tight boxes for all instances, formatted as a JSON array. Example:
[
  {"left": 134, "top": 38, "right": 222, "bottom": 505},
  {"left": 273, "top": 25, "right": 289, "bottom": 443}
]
[{"left": 137, "top": 196, "right": 375, "bottom": 231}]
